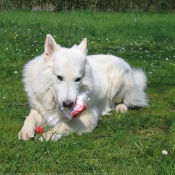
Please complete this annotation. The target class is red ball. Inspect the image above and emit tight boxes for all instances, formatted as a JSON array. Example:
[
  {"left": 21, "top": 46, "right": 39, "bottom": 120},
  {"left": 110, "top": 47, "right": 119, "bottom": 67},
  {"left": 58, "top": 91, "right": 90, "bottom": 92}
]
[{"left": 35, "top": 126, "right": 44, "bottom": 134}]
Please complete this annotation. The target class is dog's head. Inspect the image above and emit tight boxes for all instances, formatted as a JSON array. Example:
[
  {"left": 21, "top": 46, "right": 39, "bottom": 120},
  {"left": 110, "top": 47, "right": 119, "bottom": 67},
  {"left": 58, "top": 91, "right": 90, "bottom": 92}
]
[{"left": 44, "top": 34, "right": 87, "bottom": 108}]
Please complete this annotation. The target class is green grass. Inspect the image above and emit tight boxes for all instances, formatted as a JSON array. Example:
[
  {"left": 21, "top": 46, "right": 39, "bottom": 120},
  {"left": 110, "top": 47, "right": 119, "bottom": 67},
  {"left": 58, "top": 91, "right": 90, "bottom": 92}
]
[{"left": 0, "top": 9, "right": 175, "bottom": 174}]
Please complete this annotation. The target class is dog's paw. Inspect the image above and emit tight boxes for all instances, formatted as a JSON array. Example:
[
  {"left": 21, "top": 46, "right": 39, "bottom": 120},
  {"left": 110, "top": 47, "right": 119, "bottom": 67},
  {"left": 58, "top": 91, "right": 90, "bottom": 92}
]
[
  {"left": 39, "top": 131, "right": 62, "bottom": 142},
  {"left": 39, "top": 131, "right": 53, "bottom": 141},
  {"left": 18, "top": 128, "right": 35, "bottom": 140},
  {"left": 116, "top": 104, "right": 128, "bottom": 113}
]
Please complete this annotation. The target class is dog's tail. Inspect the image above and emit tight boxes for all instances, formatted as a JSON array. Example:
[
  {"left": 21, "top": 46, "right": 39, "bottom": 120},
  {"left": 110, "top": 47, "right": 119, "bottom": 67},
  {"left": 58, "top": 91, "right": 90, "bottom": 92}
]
[
  {"left": 124, "top": 68, "right": 148, "bottom": 108},
  {"left": 132, "top": 68, "right": 147, "bottom": 90}
]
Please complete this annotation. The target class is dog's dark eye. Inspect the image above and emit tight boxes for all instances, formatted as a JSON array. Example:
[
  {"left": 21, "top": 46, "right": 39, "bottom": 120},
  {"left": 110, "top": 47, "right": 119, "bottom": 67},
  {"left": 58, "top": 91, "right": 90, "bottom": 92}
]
[
  {"left": 75, "top": 77, "right": 81, "bottom": 82},
  {"left": 57, "top": 75, "right": 63, "bottom": 81}
]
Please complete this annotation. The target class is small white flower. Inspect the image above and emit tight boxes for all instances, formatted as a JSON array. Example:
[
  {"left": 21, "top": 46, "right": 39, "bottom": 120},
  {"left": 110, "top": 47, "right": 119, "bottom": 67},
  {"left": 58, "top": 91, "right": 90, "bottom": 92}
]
[
  {"left": 3, "top": 97, "right": 6, "bottom": 99},
  {"left": 165, "top": 58, "right": 168, "bottom": 60},
  {"left": 14, "top": 71, "right": 17, "bottom": 74},
  {"left": 162, "top": 150, "right": 168, "bottom": 155}
]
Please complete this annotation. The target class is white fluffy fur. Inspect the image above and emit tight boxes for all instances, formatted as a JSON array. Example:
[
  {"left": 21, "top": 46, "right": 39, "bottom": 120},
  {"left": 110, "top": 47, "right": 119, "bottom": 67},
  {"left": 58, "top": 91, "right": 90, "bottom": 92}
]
[{"left": 18, "top": 34, "right": 148, "bottom": 141}]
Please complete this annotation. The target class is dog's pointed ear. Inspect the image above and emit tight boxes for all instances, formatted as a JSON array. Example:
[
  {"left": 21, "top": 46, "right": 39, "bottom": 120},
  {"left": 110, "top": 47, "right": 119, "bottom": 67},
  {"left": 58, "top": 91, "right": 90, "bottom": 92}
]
[
  {"left": 44, "top": 34, "right": 59, "bottom": 57},
  {"left": 78, "top": 38, "right": 87, "bottom": 54}
]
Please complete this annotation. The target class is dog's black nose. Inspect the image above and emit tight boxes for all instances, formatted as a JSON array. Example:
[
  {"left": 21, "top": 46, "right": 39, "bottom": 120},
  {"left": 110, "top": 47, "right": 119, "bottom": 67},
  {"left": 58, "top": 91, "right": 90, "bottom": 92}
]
[{"left": 63, "top": 100, "right": 74, "bottom": 108}]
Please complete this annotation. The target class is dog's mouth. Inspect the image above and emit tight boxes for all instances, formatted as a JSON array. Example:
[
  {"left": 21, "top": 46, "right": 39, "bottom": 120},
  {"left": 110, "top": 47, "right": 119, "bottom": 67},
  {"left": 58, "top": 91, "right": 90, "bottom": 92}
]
[
  {"left": 58, "top": 106, "right": 73, "bottom": 120},
  {"left": 57, "top": 98, "right": 77, "bottom": 120}
]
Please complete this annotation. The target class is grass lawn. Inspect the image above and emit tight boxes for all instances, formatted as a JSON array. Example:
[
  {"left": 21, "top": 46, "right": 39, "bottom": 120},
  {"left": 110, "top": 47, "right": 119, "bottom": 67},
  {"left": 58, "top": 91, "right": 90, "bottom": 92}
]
[{"left": 0, "top": 9, "right": 175, "bottom": 174}]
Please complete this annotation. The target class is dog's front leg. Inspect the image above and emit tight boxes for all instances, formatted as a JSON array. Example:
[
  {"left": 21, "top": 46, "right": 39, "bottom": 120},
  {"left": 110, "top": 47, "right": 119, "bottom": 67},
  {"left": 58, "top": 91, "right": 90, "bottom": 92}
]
[{"left": 18, "top": 109, "right": 42, "bottom": 140}]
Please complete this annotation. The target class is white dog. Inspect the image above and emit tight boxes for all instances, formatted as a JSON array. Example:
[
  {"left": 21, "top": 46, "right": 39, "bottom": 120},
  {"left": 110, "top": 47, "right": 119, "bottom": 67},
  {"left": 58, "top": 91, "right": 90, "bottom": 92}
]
[{"left": 18, "top": 34, "right": 148, "bottom": 141}]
